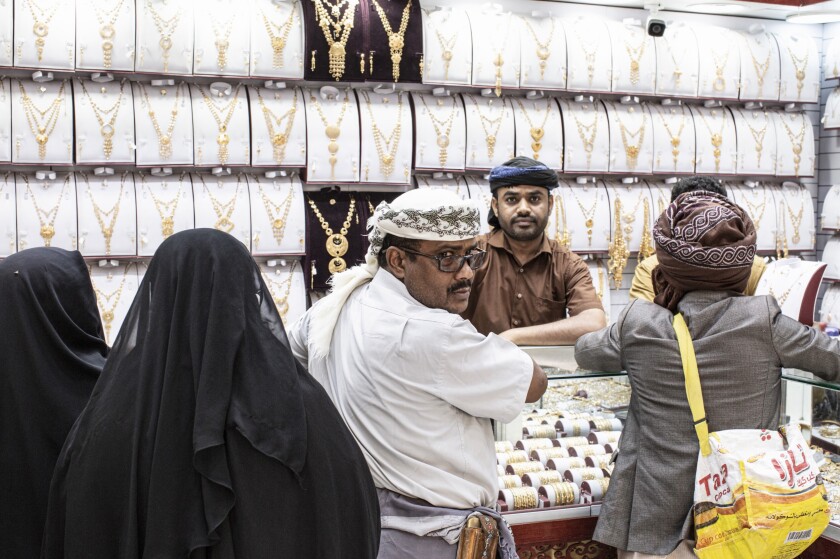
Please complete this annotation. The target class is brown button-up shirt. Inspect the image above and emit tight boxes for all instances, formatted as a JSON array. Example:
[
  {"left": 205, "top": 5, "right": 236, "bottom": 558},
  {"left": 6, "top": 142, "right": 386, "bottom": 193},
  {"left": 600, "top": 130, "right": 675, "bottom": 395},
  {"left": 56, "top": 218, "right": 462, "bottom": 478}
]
[{"left": 462, "top": 230, "right": 603, "bottom": 336}]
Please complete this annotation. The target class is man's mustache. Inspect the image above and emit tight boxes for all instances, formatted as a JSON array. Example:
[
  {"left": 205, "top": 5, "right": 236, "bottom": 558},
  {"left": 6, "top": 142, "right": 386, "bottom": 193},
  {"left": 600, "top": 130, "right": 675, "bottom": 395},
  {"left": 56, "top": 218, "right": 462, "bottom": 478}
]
[{"left": 448, "top": 280, "right": 472, "bottom": 293}]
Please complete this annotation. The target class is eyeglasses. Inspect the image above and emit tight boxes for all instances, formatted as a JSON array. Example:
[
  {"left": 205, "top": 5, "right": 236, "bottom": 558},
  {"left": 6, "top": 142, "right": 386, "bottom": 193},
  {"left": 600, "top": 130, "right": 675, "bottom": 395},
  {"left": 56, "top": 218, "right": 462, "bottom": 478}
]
[{"left": 399, "top": 247, "right": 487, "bottom": 273}]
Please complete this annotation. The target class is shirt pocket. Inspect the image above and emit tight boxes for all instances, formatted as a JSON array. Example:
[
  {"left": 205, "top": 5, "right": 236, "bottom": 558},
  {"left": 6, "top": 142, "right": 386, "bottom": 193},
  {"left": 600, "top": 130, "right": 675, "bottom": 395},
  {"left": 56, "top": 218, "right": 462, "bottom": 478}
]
[{"left": 527, "top": 296, "right": 567, "bottom": 325}]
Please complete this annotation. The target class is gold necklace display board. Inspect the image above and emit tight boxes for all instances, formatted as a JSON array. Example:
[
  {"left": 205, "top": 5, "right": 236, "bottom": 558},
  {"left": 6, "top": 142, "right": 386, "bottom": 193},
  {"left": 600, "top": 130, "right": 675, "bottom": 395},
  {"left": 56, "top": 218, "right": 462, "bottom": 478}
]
[
  {"left": 304, "top": 189, "right": 363, "bottom": 290},
  {"left": 654, "top": 24, "right": 699, "bottom": 97},
  {"left": 136, "top": 172, "right": 194, "bottom": 256},
  {"left": 76, "top": 171, "right": 137, "bottom": 257},
  {"left": 248, "top": 173, "right": 306, "bottom": 255},
  {"left": 133, "top": 81, "right": 194, "bottom": 166},
  {"left": 737, "top": 31, "right": 781, "bottom": 102},
  {"left": 75, "top": 0, "right": 136, "bottom": 72},
  {"left": 15, "top": 172, "right": 77, "bottom": 251}
]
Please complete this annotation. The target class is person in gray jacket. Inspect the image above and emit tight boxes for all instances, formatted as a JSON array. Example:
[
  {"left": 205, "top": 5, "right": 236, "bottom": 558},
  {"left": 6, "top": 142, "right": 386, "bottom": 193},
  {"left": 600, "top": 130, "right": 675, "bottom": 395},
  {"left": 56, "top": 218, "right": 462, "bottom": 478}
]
[{"left": 575, "top": 190, "right": 840, "bottom": 559}]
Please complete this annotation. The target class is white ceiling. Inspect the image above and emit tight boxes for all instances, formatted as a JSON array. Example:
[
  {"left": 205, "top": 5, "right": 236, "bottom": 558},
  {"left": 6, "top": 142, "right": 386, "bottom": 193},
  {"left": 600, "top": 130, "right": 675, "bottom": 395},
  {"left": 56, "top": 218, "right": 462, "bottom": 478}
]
[{"left": 546, "top": 1, "right": 840, "bottom": 22}]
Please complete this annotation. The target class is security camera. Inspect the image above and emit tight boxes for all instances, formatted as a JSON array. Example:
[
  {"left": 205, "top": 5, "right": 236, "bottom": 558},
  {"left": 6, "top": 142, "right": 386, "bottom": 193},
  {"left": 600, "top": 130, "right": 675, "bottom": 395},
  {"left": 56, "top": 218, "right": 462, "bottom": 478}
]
[{"left": 647, "top": 15, "right": 666, "bottom": 37}]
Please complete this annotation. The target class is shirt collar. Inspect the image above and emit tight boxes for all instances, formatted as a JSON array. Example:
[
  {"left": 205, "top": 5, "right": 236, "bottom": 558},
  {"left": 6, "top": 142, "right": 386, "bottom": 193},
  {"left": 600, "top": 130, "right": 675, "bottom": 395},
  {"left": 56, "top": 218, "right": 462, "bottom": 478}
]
[{"left": 487, "top": 228, "right": 552, "bottom": 263}]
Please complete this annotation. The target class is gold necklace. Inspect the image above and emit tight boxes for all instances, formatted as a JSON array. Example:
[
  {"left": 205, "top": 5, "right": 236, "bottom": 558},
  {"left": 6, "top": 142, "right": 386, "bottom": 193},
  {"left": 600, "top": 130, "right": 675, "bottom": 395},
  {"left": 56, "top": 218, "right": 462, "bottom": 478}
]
[
  {"left": 310, "top": 89, "right": 350, "bottom": 180},
  {"left": 782, "top": 186, "right": 805, "bottom": 244},
  {"left": 262, "top": 1, "right": 298, "bottom": 69},
  {"left": 779, "top": 112, "right": 807, "bottom": 176},
  {"left": 514, "top": 98, "right": 552, "bottom": 161},
  {"left": 594, "top": 262, "right": 605, "bottom": 301},
  {"left": 738, "top": 109, "right": 769, "bottom": 167},
  {"left": 787, "top": 42, "right": 809, "bottom": 99},
  {"left": 745, "top": 34, "right": 771, "bottom": 96},
  {"left": 623, "top": 30, "right": 646, "bottom": 86},
  {"left": 370, "top": 0, "right": 412, "bottom": 82},
  {"left": 79, "top": 79, "right": 126, "bottom": 160},
  {"left": 418, "top": 94, "right": 457, "bottom": 167},
  {"left": 521, "top": 16, "right": 555, "bottom": 80},
  {"left": 639, "top": 197, "right": 654, "bottom": 261},
  {"left": 265, "top": 260, "right": 298, "bottom": 321},
  {"left": 608, "top": 197, "right": 630, "bottom": 288},
  {"left": 654, "top": 105, "right": 686, "bottom": 170},
  {"left": 138, "top": 82, "right": 183, "bottom": 159},
  {"left": 81, "top": 172, "right": 126, "bottom": 256},
  {"left": 571, "top": 26, "right": 597, "bottom": 86},
  {"left": 257, "top": 87, "right": 298, "bottom": 164},
  {"left": 551, "top": 191, "right": 570, "bottom": 248},
  {"left": 468, "top": 94, "right": 504, "bottom": 160},
  {"left": 307, "top": 195, "right": 356, "bottom": 274},
  {"left": 571, "top": 103, "right": 599, "bottom": 169},
  {"left": 740, "top": 187, "right": 767, "bottom": 232},
  {"left": 18, "top": 79, "right": 66, "bottom": 160},
  {"left": 255, "top": 176, "right": 295, "bottom": 245},
  {"left": 209, "top": 11, "right": 235, "bottom": 71},
  {"left": 776, "top": 200, "right": 789, "bottom": 258},
  {"left": 427, "top": 9, "right": 456, "bottom": 80},
  {"left": 489, "top": 15, "right": 512, "bottom": 97},
  {"left": 92, "top": 267, "right": 128, "bottom": 345},
  {"left": 697, "top": 108, "right": 726, "bottom": 173},
  {"left": 569, "top": 187, "right": 598, "bottom": 246},
  {"left": 141, "top": 173, "right": 182, "bottom": 238},
  {"left": 90, "top": 0, "right": 127, "bottom": 69},
  {"left": 610, "top": 186, "right": 645, "bottom": 238},
  {"left": 710, "top": 42, "right": 730, "bottom": 92},
  {"left": 200, "top": 175, "right": 242, "bottom": 233},
  {"left": 145, "top": 0, "right": 183, "bottom": 73},
  {"left": 767, "top": 268, "right": 799, "bottom": 307},
  {"left": 361, "top": 90, "right": 403, "bottom": 177},
  {"left": 661, "top": 34, "right": 685, "bottom": 86},
  {"left": 615, "top": 108, "right": 646, "bottom": 171},
  {"left": 312, "top": 0, "right": 360, "bottom": 81},
  {"left": 196, "top": 83, "right": 242, "bottom": 166},
  {"left": 22, "top": 174, "right": 69, "bottom": 247},
  {"left": 23, "top": 0, "right": 60, "bottom": 62}
]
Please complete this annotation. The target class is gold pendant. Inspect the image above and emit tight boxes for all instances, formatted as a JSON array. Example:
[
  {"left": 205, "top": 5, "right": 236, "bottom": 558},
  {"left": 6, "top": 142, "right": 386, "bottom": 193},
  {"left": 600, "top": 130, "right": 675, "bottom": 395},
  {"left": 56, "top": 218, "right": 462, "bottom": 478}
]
[
  {"left": 161, "top": 216, "right": 175, "bottom": 237},
  {"left": 329, "top": 42, "right": 347, "bottom": 80},
  {"left": 713, "top": 73, "right": 726, "bottom": 92},
  {"left": 159, "top": 135, "right": 172, "bottom": 158},
  {"left": 40, "top": 224, "right": 55, "bottom": 245},
  {"left": 215, "top": 216, "right": 234, "bottom": 233},
  {"left": 329, "top": 257, "right": 347, "bottom": 274},
  {"left": 326, "top": 233, "right": 349, "bottom": 257}
]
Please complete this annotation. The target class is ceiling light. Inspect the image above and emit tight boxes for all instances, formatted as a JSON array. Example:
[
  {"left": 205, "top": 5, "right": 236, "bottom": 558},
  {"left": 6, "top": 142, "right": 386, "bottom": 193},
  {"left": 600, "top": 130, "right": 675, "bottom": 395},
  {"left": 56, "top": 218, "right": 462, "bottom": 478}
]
[
  {"left": 787, "top": 11, "right": 840, "bottom": 24},
  {"left": 686, "top": 3, "right": 748, "bottom": 14}
]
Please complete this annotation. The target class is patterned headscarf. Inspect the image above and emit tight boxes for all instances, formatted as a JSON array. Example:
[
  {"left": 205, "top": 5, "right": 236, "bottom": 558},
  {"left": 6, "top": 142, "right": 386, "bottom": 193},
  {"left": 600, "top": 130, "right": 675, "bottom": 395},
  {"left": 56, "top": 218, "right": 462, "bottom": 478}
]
[
  {"left": 652, "top": 191, "right": 756, "bottom": 312},
  {"left": 307, "top": 189, "right": 480, "bottom": 358}
]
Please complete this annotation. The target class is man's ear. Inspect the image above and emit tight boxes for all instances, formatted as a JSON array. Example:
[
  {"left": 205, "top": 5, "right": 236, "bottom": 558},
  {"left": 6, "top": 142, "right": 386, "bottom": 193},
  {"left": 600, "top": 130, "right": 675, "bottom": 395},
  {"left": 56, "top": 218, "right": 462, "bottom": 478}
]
[
  {"left": 490, "top": 195, "right": 499, "bottom": 217},
  {"left": 547, "top": 191, "right": 554, "bottom": 212},
  {"left": 385, "top": 247, "right": 407, "bottom": 279}
]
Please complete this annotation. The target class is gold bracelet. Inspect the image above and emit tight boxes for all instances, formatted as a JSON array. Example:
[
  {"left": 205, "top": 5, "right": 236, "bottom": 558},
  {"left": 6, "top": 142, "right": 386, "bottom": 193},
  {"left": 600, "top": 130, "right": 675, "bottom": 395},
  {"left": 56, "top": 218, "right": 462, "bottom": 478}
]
[
  {"left": 510, "top": 487, "right": 538, "bottom": 510},
  {"left": 508, "top": 462, "right": 545, "bottom": 476}
]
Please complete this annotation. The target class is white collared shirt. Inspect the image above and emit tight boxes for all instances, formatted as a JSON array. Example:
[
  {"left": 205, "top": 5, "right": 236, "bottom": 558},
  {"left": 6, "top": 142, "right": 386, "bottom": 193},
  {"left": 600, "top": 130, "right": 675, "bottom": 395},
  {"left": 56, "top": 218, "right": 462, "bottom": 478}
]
[{"left": 288, "top": 269, "right": 533, "bottom": 509}]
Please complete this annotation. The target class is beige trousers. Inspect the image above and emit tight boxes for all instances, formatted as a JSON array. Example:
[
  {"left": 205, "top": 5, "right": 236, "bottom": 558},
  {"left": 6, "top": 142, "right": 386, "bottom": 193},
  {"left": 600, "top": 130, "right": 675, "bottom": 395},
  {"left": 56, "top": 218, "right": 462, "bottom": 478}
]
[{"left": 618, "top": 540, "right": 697, "bottom": 559}]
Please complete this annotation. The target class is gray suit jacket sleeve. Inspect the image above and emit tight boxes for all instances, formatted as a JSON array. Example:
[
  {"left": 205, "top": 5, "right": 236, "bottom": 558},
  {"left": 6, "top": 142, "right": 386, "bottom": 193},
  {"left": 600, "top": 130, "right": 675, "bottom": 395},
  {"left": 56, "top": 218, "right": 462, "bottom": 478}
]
[
  {"left": 574, "top": 300, "right": 638, "bottom": 372},
  {"left": 768, "top": 298, "right": 840, "bottom": 383}
]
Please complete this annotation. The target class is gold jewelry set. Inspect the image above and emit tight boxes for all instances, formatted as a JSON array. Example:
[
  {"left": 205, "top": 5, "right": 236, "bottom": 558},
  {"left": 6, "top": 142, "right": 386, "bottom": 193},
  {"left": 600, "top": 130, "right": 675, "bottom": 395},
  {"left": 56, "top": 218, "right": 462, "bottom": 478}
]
[
  {"left": 24, "top": 0, "right": 60, "bottom": 62},
  {"left": 779, "top": 112, "right": 807, "bottom": 176},
  {"left": 653, "top": 105, "right": 686, "bottom": 171},
  {"left": 312, "top": 0, "right": 360, "bottom": 81},
  {"left": 145, "top": 0, "right": 183, "bottom": 73},
  {"left": 18, "top": 79, "right": 66, "bottom": 160},
  {"left": 90, "top": 0, "right": 127, "bottom": 69},
  {"left": 514, "top": 98, "right": 552, "bottom": 162},
  {"left": 138, "top": 82, "right": 184, "bottom": 160},
  {"left": 262, "top": 1, "right": 298, "bottom": 69},
  {"left": 766, "top": 266, "right": 800, "bottom": 307},
  {"left": 311, "top": 89, "right": 350, "bottom": 180},
  {"left": 697, "top": 108, "right": 727, "bottom": 173},
  {"left": 370, "top": 0, "right": 412, "bottom": 82},
  {"left": 418, "top": 94, "right": 456, "bottom": 168},
  {"left": 608, "top": 197, "right": 630, "bottom": 289},
  {"left": 427, "top": 10, "right": 456, "bottom": 80},
  {"left": 257, "top": 87, "right": 298, "bottom": 165},
  {"left": 787, "top": 42, "right": 809, "bottom": 99},
  {"left": 92, "top": 266, "right": 129, "bottom": 344},
  {"left": 623, "top": 30, "right": 647, "bottom": 86},
  {"left": 467, "top": 94, "right": 505, "bottom": 161},
  {"left": 79, "top": 79, "right": 127, "bottom": 160},
  {"left": 307, "top": 195, "right": 356, "bottom": 274},
  {"left": 200, "top": 174, "right": 242, "bottom": 233},
  {"left": 570, "top": 103, "right": 600, "bottom": 170},
  {"left": 782, "top": 185, "right": 805, "bottom": 245},
  {"left": 737, "top": 109, "right": 769, "bottom": 168},
  {"left": 521, "top": 17, "right": 555, "bottom": 81},
  {"left": 710, "top": 42, "right": 730, "bottom": 92},
  {"left": 569, "top": 187, "right": 598, "bottom": 247},
  {"left": 255, "top": 176, "right": 295, "bottom": 246},
  {"left": 508, "top": 487, "right": 539, "bottom": 510},
  {"left": 196, "top": 83, "right": 243, "bottom": 166},
  {"left": 209, "top": 10, "right": 235, "bottom": 72},
  {"left": 614, "top": 107, "right": 646, "bottom": 171},
  {"left": 141, "top": 173, "right": 183, "bottom": 239},
  {"left": 740, "top": 186, "right": 767, "bottom": 232},
  {"left": 22, "top": 174, "right": 70, "bottom": 247},
  {"left": 264, "top": 260, "right": 298, "bottom": 321},
  {"left": 571, "top": 27, "right": 597, "bottom": 86},
  {"left": 745, "top": 34, "right": 771, "bottom": 96},
  {"left": 81, "top": 172, "right": 127, "bottom": 255},
  {"left": 361, "top": 90, "right": 404, "bottom": 177},
  {"left": 551, "top": 191, "right": 571, "bottom": 249},
  {"left": 660, "top": 34, "right": 685, "bottom": 87}
]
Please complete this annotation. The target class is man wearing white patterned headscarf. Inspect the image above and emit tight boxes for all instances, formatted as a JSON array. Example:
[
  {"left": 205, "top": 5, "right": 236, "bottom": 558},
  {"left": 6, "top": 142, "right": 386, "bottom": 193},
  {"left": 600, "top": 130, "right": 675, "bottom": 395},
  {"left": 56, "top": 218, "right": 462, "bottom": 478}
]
[{"left": 288, "top": 188, "right": 546, "bottom": 558}]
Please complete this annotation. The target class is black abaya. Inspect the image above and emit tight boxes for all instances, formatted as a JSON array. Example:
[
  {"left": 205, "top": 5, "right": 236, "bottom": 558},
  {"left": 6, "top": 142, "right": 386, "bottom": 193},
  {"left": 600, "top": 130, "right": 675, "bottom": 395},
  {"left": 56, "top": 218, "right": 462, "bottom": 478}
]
[
  {"left": 41, "top": 229, "right": 380, "bottom": 559},
  {"left": 0, "top": 248, "right": 108, "bottom": 559}
]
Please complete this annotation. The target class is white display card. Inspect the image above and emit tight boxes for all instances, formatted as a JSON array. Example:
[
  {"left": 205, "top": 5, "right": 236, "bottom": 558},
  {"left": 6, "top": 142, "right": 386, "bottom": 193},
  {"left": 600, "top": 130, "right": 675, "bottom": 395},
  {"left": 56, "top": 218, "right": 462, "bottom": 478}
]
[
  {"left": 777, "top": 183, "right": 815, "bottom": 253},
  {"left": 304, "top": 87, "right": 360, "bottom": 183},
  {"left": 192, "top": 172, "right": 252, "bottom": 248},
  {"left": 696, "top": 26, "right": 740, "bottom": 100},
  {"left": 650, "top": 103, "right": 696, "bottom": 175},
  {"left": 512, "top": 97, "right": 563, "bottom": 170},
  {"left": 421, "top": 7, "right": 471, "bottom": 86},
  {"left": 821, "top": 184, "right": 840, "bottom": 231},
  {"left": 194, "top": 0, "right": 250, "bottom": 76},
  {"left": 247, "top": 173, "right": 306, "bottom": 255},
  {"left": 358, "top": 89, "right": 413, "bottom": 185},
  {"left": 563, "top": 16, "right": 611, "bottom": 93},
  {"left": 259, "top": 258, "right": 307, "bottom": 328},
  {"left": 133, "top": 81, "right": 194, "bottom": 166},
  {"left": 772, "top": 111, "right": 815, "bottom": 178},
  {"left": 73, "top": 78, "right": 136, "bottom": 165},
  {"left": 775, "top": 33, "right": 820, "bottom": 104},
  {"left": 12, "top": 79, "right": 74, "bottom": 164},
  {"left": 565, "top": 182, "right": 611, "bottom": 253},
  {"left": 14, "top": 0, "right": 75, "bottom": 69},
  {"left": 689, "top": 105, "right": 737, "bottom": 175},
  {"left": 517, "top": 13, "right": 566, "bottom": 90},
  {"left": 75, "top": 0, "right": 136, "bottom": 72},
  {"left": 249, "top": 86, "right": 306, "bottom": 167},
  {"left": 729, "top": 183, "right": 779, "bottom": 253},
  {"left": 411, "top": 92, "right": 466, "bottom": 172},
  {"left": 463, "top": 93, "right": 514, "bottom": 171},
  {"left": 608, "top": 21, "right": 656, "bottom": 95},
  {"left": 469, "top": 9, "right": 520, "bottom": 93},
  {"left": 754, "top": 258, "right": 825, "bottom": 322},
  {"left": 250, "top": 0, "right": 305, "bottom": 79},
  {"left": 76, "top": 172, "right": 137, "bottom": 257},
  {"left": 0, "top": 77, "right": 10, "bottom": 162},
  {"left": 654, "top": 23, "right": 699, "bottom": 98},
  {"left": 737, "top": 31, "right": 781, "bottom": 102},
  {"left": 136, "top": 0, "right": 194, "bottom": 74},
  {"left": 560, "top": 98, "right": 609, "bottom": 174},
  {"left": 89, "top": 262, "right": 141, "bottom": 346},
  {"left": 15, "top": 172, "right": 77, "bottom": 251},
  {"left": 136, "top": 172, "right": 195, "bottom": 256},
  {"left": 191, "top": 83, "right": 250, "bottom": 167},
  {"left": 605, "top": 102, "right": 653, "bottom": 175},
  {"left": 0, "top": 172, "right": 16, "bottom": 256},
  {"left": 733, "top": 108, "right": 777, "bottom": 176}
]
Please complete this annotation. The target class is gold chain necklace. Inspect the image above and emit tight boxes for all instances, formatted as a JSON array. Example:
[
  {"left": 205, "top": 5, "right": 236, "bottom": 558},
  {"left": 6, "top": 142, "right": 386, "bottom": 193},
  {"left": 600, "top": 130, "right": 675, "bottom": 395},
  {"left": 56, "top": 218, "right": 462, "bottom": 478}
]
[
  {"left": 616, "top": 108, "right": 646, "bottom": 171},
  {"left": 200, "top": 175, "right": 242, "bottom": 233},
  {"left": 90, "top": 0, "right": 127, "bottom": 69},
  {"left": 265, "top": 260, "right": 298, "bottom": 320},
  {"left": 521, "top": 17, "right": 555, "bottom": 80},
  {"left": 782, "top": 186, "right": 805, "bottom": 244},
  {"left": 427, "top": 9, "right": 456, "bottom": 80},
  {"left": 767, "top": 266, "right": 800, "bottom": 307},
  {"left": 738, "top": 109, "right": 769, "bottom": 167},
  {"left": 310, "top": 89, "right": 350, "bottom": 180},
  {"left": 654, "top": 105, "right": 686, "bottom": 170},
  {"left": 370, "top": 0, "right": 412, "bottom": 82},
  {"left": 514, "top": 98, "right": 552, "bottom": 161},
  {"left": 552, "top": 191, "right": 570, "bottom": 248},
  {"left": 740, "top": 187, "right": 767, "bottom": 232},
  {"left": 312, "top": 0, "right": 360, "bottom": 81},
  {"left": 571, "top": 104, "right": 599, "bottom": 169},
  {"left": 698, "top": 108, "right": 726, "bottom": 172},
  {"left": 257, "top": 87, "right": 298, "bottom": 164},
  {"left": 307, "top": 195, "right": 356, "bottom": 274},
  {"left": 24, "top": 0, "right": 60, "bottom": 62},
  {"left": 145, "top": 0, "right": 183, "bottom": 73},
  {"left": 255, "top": 176, "right": 295, "bottom": 245},
  {"left": 79, "top": 79, "right": 126, "bottom": 160},
  {"left": 138, "top": 82, "right": 183, "bottom": 159},
  {"left": 571, "top": 26, "right": 597, "bottom": 86},
  {"left": 745, "top": 34, "right": 771, "bottom": 95},
  {"left": 608, "top": 197, "right": 630, "bottom": 288},
  {"left": 610, "top": 186, "right": 645, "bottom": 238},
  {"left": 418, "top": 94, "right": 456, "bottom": 167},
  {"left": 623, "top": 30, "right": 646, "bottom": 86},
  {"left": 92, "top": 266, "right": 128, "bottom": 345},
  {"left": 710, "top": 42, "right": 730, "bottom": 92},
  {"left": 262, "top": 1, "right": 298, "bottom": 69},
  {"left": 779, "top": 112, "right": 807, "bottom": 176},
  {"left": 569, "top": 187, "right": 598, "bottom": 246},
  {"left": 81, "top": 172, "right": 126, "bottom": 256},
  {"left": 209, "top": 10, "right": 235, "bottom": 71},
  {"left": 196, "top": 84, "right": 242, "bottom": 165},
  {"left": 639, "top": 197, "right": 654, "bottom": 261},
  {"left": 18, "top": 79, "right": 66, "bottom": 160},
  {"left": 141, "top": 173, "right": 182, "bottom": 238},
  {"left": 661, "top": 34, "right": 685, "bottom": 86},
  {"left": 489, "top": 15, "right": 512, "bottom": 96},
  {"left": 361, "top": 90, "right": 403, "bottom": 177},
  {"left": 23, "top": 174, "right": 69, "bottom": 246},
  {"left": 787, "top": 42, "right": 809, "bottom": 99},
  {"left": 468, "top": 94, "right": 504, "bottom": 160}
]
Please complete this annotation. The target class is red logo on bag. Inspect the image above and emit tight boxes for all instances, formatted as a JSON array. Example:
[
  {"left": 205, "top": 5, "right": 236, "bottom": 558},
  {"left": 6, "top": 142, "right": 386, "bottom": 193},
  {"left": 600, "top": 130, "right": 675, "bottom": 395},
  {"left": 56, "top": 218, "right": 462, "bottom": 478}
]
[
  {"left": 698, "top": 464, "right": 729, "bottom": 497},
  {"left": 771, "top": 446, "right": 810, "bottom": 488},
  {"left": 760, "top": 430, "right": 772, "bottom": 442}
]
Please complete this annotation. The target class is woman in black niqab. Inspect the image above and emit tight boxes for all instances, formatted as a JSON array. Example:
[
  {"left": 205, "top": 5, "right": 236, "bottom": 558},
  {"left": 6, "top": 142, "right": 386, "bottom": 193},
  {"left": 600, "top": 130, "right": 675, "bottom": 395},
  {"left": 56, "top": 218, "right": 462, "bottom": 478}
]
[
  {"left": 0, "top": 248, "right": 108, "bottom": 559},
  {"left": 42, "top": 229, "right": 380, "bottom": 559}
]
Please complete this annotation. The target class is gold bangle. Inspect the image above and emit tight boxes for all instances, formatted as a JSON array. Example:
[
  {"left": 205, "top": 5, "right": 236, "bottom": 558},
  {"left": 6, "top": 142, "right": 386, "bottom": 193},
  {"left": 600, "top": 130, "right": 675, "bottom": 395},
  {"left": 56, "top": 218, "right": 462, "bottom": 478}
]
[{"left": 510, "top": 487, "right": 538, "bottom": 510}]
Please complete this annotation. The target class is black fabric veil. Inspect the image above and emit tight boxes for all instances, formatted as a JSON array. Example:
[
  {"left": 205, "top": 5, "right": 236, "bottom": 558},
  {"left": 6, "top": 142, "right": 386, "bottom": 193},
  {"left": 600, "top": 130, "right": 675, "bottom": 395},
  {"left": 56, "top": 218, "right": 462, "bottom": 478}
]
[
  {"left": 42, "top": 229, "right": 379, "bottom": 559},
  {"left": 0, "top": 248, "right": 107, "bottom": 559}
]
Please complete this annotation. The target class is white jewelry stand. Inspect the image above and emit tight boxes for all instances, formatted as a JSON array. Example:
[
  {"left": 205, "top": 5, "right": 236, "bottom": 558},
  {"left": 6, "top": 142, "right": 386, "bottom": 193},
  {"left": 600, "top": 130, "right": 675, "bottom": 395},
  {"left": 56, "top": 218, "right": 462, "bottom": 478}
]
[
  {"left": 587, "top": 259, "right": 610, "bottom": 324},
  {"left": 654, "top": 23, "right": 699, "bottom": 98},
  {"left": 415, "top": 173, "right": 469, "bottom": 200},
  {"left": 76, "top": 172, "right": 137, "bottom": 257},
  {"left": 737, "top": 31, "right": 781, "bottom": 102},
  {"left": 513, "top": 97, "right": 563, "bottom": 170},
  {"left": 259, "top": 258, "right": 306, "bottom": 328},
  {"left": 12, "top": 79, "right": 74, "bottom": 164},
  {"left": 772, "top": 111, "right": 815, "bottom": 178},
  {"left": 733, "top": 108, "right": 777, "bottom": 176},
  {"left": 250, "top": 0, "right": 304, "bottom": 79},
  {"left": 825, "top": 36, "right": 840, "bottom": 81},
  {"left": 689, "top": 105, "right": 736, "bottom": 175},
  {"left": 89, "top": 262, "right": 140, "bottom": 346},
  {"left": 0, "top": 0, "right": 12, "bottom": 66},
  {"left": 822, "top": 184, "right": 840, "bottom": 231},
  {"left": 411, "top": 92, "right": 465, "bottom": 172},
  {"left": 421, "top": 7, "right": 471, "bottom": 86},
  {"left": 191, "top": 83, "right": 250, "bottom": 167},
  {"left": 605, "top": 181, "right": 654, "bottom": 257},
  {"left": 463, "top": 93, "right": 514, "bottom": 171},
  {"left": 14, "top": 0, "right": 75, "bottom": 69},
  {"left": 248, "top": 86, "right": 306, "bottom": 167},
  {"left": 566, "top": 182, "right": 611, "bottom": 253},
  {"left": 15, "top": 172, "right": 77, "bottom": 251},
  {"left": 0, "top": 77, "right": 10, "bottom": 162},
  {"left": 820, "top": 283, "right": 840, "bottom": 327},
  {"left": 247, "top": 173, "right": 306, "bottom": 255},
  {"left": 469, "top": 9, "right": 520, "bottom": 93},
  {"left": 136, "top": 172, "right": 194, "bottom": 256},
  {"left": 729, "top": 183, "right": 779, "bottom": 253},
  {"left": 358, "top": 89, "right": 413, "bottom": 185},
  {"left": 463, "top": 174, "right": 492, "bottom": 234},
  {"left": 608, "top": 22, "right": 656, "bottom": 95},
  {"left": 518, "top": 13, "right": 566, "bottom": 90},
  {"left": 545, "top": 180, "right": 572, "bottom": 247},
  {"left": 824, "top": 88, "right": 840, "bottom": 130},
  {"left": 646, "top": 181, "right": 672, "bottom": 218},
  {"left": 560, "top": 98, "right": 609, "bottom": 174},
  {"left": 304, "top": 87, "right": 360, "bottom": 183},
  {"left": 754, "top": 258, "right": 826, "bottom": 324},
  {"left": 192, "top": 172, "right": 252, "bottom": 248},
  {"left": 823, "top": 236, "right": 840, "bottom": 280},
  {"left": 194, "top": 0, "right": 250, "bottom": 76},
  {"left": 605, "top": 102, "right": 653, "bottom": 175},
  {"left": 563, "top": 16, "right": 611, "bottom": 93},
  {"left": 73, "top": 78, "right": 135, "bottom": 165},
  {"left": 75, "top": 0, "right": 136, "bottom": 72},
  {"left": 136, "top": 0, "right": 194, "bottom": 74},
  {"left": 0, "top": 172, "right": 15, "bottom": 256},
  {"left": 696, "top": 26, "right": 740, "bottom": 100},
  {"left": 775, "top": 34, "right": 819, "bottom": 104},
  {"left": 778, "top": 183, "right": 815, "bottom": 253},
  {"left": 650, "top": 103, "right": 695, "bottom": 175},
  {"left": 133, "top": 81, "right": 194, "bottom": 166}
]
